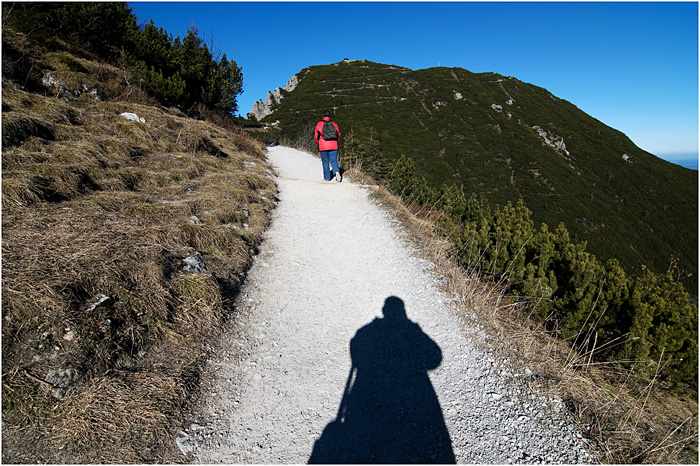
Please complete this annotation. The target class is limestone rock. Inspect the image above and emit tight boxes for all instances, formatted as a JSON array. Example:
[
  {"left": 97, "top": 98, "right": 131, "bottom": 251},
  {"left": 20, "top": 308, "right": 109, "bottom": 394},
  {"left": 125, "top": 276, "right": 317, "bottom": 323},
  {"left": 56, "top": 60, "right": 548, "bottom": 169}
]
[
  {"left": 249, "top": 74, "right": 299, "bottom": 121},
  {"left": 183, "top": 252, "right": 206, "bottom": 273},
  {"left": 120, "top": 112, "right": 146, "bottom": 123}
]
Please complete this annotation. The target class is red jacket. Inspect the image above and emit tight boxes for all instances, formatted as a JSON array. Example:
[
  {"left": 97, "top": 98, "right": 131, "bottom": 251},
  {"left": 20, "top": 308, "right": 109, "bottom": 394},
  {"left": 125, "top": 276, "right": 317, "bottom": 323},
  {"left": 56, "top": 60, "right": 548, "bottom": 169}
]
[{"left": 315, "top": 116, "right": 340, "bottom": 151}]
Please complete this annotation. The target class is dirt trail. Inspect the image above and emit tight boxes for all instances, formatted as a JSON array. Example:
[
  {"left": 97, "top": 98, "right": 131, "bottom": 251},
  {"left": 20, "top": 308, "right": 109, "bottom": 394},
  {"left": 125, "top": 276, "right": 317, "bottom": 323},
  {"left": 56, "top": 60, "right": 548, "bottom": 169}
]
[{"left": 189, "top": 146, "right": 592, "bottom": 463}]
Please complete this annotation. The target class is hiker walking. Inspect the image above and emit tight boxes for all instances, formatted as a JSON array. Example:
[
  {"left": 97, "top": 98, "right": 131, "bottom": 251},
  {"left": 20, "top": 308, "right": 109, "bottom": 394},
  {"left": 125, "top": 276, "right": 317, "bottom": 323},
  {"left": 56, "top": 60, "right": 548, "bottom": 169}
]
[{"left": 315, "top": 110, "right": 342, "bottom": 182}]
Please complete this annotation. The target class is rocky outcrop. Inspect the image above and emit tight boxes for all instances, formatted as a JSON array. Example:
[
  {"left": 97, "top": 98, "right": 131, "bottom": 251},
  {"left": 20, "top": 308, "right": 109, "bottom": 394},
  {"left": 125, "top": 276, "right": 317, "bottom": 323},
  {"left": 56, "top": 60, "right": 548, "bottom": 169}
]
[
  {"left": 532, "top": 125, "right": 570, "bottom": 156},
  {"left": 249, "top": 74, "right": 299, "bottom": 121}
]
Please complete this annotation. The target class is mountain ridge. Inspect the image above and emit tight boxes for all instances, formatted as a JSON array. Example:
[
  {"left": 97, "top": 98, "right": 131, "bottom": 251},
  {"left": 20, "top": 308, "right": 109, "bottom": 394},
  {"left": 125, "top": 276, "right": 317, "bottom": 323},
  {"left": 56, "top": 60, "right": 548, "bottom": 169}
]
[{"left": 254, "top": 60, "right": 698, "bottom": 292}]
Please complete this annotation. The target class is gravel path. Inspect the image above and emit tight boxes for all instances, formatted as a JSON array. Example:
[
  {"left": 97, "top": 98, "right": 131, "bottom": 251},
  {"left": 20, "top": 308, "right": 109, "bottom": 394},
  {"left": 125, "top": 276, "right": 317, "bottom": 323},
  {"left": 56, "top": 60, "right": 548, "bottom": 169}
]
[{"left": 188, "top": 146, "right": 594, "bottom": 464}]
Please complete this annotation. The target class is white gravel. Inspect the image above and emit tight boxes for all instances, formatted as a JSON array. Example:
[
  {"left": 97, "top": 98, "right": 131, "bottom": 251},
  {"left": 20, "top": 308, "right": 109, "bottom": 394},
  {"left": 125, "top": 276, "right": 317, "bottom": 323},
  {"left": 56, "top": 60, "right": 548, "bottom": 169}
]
[{"left": 188, "top": 146, "right": 594, "bottom": 464}]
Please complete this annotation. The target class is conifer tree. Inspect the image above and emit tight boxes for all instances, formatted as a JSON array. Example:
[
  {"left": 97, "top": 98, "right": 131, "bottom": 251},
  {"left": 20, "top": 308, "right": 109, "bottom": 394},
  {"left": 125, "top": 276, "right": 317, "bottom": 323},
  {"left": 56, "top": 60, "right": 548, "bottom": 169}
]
[{"left": 390, "top": 155, "right": 416, "bottom": 198}]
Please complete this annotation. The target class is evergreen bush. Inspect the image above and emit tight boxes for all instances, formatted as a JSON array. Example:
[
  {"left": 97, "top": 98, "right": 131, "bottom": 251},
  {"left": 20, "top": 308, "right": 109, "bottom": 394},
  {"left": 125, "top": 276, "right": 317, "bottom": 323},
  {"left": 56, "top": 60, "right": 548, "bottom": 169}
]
[
  {"left": 386, "top": 157, "right": 698, "bottom": 387},
  {"left": 5, "top": 3, "right": 243, "bottom": 118}
]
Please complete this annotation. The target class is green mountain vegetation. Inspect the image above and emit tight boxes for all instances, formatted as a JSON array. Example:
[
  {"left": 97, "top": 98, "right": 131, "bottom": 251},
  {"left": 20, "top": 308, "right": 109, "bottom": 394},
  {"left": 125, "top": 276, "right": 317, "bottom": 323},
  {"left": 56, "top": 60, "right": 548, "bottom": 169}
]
[
  {"left": 4, "top": 2, "right": 243, "bottom": 116},
  {"left": 260, "top": 60, "right": 698, "bottom": 387},
  {"left": 260, "top": 60, "right": 698, "bottom": 296}
]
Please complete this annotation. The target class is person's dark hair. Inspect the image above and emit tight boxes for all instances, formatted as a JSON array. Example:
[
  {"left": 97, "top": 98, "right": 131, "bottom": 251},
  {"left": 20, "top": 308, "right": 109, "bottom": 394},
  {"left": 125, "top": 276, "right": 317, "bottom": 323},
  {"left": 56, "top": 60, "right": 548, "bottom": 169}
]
[{"left": 323, "top": 110, "right": 331, "bottom": 117}]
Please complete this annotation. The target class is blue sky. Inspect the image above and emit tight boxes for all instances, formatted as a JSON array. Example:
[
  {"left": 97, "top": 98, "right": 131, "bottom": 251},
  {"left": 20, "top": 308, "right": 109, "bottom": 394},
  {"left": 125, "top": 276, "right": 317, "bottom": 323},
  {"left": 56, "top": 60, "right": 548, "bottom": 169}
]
[{"left": 128, "top": 1, "right": 698, "bottom": 162}]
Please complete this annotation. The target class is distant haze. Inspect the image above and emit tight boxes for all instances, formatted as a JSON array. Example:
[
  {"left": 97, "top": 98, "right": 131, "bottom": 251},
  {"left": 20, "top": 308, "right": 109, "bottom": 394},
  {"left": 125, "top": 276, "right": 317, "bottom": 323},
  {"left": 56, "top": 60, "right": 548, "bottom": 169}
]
[{"left": 661, "top": 155, "right": 699, "bottom": 170}]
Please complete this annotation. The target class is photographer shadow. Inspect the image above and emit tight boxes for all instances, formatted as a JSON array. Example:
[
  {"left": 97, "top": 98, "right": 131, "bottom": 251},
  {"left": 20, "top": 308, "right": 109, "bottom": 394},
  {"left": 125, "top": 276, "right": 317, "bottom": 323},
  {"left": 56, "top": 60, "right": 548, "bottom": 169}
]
[{"left": 309, "top": 296, "right": 455, "bottom": 463}]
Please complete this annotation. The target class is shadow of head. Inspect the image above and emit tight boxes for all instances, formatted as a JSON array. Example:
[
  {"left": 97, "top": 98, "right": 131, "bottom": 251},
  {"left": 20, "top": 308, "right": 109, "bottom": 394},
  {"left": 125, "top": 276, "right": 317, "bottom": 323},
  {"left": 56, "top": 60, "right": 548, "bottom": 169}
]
[{"left": 382, "top": 295, "right": 407, "bottom": 320}]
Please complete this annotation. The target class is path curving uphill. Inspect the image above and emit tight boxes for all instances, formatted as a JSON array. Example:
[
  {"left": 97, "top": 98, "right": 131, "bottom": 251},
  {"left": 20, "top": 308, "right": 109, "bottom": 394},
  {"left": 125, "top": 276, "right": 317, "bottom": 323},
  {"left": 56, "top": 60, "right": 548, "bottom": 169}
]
[{"left": 190, "top": 146, "right": 593, "bottom": 464}]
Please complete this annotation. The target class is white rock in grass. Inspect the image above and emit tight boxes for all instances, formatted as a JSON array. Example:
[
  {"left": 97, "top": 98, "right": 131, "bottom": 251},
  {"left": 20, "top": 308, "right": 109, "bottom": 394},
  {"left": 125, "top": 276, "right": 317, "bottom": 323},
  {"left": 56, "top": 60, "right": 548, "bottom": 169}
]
[
  {"left": 119, "top": 112, "right": 145, "bottom": 123},
  {"left": 45, "top": 368, "right": 75, "bottom": 399},
  {"left": 84, "top": 294, "right": 112, "bottom": 313},
  {"left": 176, "top": 431, "right": 195, "bottom": 455},
  {"left": 183, "top": 252, "right": 206, "bottom": 273}
]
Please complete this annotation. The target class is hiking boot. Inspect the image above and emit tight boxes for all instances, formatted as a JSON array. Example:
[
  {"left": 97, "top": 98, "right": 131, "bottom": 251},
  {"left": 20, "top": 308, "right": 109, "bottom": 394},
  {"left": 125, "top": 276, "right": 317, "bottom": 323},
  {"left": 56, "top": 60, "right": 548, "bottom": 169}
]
[{"left": 336, "top": 172, "right": 342, "bottom": 182}]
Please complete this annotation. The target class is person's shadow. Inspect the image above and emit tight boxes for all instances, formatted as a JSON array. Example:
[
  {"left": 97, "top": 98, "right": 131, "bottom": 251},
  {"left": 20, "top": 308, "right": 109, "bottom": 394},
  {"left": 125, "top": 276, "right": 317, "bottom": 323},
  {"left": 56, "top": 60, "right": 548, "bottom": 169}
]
[{"left": 309, "top": 296, "right": 456, "bottom": 464}]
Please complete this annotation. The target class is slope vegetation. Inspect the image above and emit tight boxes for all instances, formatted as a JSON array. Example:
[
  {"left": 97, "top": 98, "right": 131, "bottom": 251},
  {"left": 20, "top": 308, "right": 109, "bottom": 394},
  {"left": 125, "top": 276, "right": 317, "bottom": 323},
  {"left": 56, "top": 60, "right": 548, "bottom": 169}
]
[
  {"left": 260, "top": 60, "right": 698, "bottom": 293},
  {"left": 2, "top": 20, "right": 276, "bottom": 463}
]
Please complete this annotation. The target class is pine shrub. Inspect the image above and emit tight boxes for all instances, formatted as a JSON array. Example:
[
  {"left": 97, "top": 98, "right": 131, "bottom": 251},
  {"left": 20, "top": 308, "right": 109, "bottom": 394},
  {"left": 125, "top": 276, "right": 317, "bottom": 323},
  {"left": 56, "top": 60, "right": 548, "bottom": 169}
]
[{"left": 387, "top": 158, "right": 698, "bottom": 387}]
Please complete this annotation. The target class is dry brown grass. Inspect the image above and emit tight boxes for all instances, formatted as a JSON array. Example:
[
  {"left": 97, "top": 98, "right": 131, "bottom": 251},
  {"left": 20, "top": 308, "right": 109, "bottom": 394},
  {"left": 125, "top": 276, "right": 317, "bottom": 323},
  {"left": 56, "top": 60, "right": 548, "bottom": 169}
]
[{"left": 2, "top": 62, "right": 277, "bottom": 462}]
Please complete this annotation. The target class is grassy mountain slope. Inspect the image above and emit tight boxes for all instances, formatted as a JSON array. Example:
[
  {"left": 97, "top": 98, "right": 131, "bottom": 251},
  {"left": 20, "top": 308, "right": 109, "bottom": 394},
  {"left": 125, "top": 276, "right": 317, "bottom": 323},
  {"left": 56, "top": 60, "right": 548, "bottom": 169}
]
[
  {"left": 262, "top": 60, "right": 698, "bottom": 292},
  {"left": 2, "top": 24, "right": 277, "bottom": 463}
]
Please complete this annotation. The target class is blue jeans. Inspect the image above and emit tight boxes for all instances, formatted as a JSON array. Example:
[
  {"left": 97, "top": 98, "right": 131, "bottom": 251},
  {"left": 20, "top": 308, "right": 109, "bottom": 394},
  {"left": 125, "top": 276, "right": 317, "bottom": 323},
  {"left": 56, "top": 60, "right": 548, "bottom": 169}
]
[{"left": 320, "top": 150, "right": 340, "bottom": 180}]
